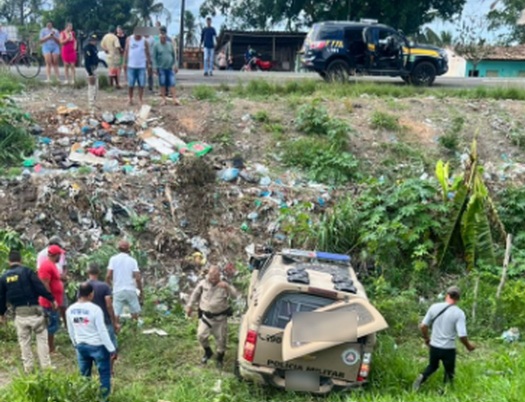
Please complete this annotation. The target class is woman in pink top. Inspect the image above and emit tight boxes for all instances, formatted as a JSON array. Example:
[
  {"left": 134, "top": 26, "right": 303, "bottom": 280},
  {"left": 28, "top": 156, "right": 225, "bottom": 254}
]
[{"left": 60, "top": 22, "right": 77, "bottom": 85}]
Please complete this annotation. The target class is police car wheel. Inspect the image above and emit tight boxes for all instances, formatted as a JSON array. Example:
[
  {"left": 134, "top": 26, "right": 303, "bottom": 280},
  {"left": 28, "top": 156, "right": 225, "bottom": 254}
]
[
  {"left": 410, "top": 61, "right": 436, "bottom": 87},
  {"left": 326, "top": 59, "right": 350, "bottom": 83}
]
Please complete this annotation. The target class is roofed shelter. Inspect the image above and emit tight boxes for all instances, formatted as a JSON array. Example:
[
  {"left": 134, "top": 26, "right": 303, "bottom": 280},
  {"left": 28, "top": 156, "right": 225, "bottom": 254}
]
[
  {"left": 216, "top": 30, "right": 307, "bottom": 71},
  {"left": 465, "top": 46, "right": 525, "bottom": 78}
]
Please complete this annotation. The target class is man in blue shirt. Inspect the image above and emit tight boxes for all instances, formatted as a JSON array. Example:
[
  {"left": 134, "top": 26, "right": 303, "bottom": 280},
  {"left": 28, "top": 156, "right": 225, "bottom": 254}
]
[{"left": 200, "top": 17, "right": 217, "bottom": 77}]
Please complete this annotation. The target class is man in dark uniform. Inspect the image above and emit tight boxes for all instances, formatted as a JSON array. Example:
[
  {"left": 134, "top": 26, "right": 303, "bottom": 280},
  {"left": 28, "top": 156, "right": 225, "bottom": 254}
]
[{"left": 0, "top": 249, "right": 57, "bottom": 373}]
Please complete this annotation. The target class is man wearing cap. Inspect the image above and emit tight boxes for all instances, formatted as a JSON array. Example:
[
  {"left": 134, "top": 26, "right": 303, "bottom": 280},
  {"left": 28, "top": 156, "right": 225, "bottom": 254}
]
[
  {"left": 106, "top": 240, "right": 143, "bottom": 323},
  {"left": 186, "top": 265, "right": 239, "bottom": 369},
  {"left": 38, "top": 244, "right": 65, "bottom": 354},
  {"left": 37, "top": 236, "right": 68, "bottom": 329},
  {"left": 0, "top": 250, "right": 57, "bottom": 373},
  {"left": 84, "top": 33, "right": 100, "bottom": 112},
  {"left": 413, "top": 286, "right": 476, "bottom": 391}
]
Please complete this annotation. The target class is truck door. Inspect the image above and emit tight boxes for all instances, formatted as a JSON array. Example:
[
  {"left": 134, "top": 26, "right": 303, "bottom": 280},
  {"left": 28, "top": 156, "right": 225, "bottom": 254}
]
[
  {"left": 281, "top": 297, "right": 388, "bottom": 362},
  {"left": 362, "top": 26, "right": 378, "bottom": 69}
]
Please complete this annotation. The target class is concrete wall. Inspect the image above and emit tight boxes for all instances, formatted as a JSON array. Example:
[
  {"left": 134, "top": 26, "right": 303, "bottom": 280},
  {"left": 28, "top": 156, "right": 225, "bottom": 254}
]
[
  {"left": 465, "top": 60, "right": 525, "bottom": 77},
  {"left": 444, "top": 49, "right": 466, "bottom": 77}
]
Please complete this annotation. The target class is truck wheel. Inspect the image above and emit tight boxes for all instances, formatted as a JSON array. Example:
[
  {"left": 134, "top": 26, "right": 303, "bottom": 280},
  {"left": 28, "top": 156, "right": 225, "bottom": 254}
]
[
  {"left": 326, "top": 59, "right": 350, "bottom": 83},
  {"left": 409, "top": 62, "right": 436, "bottom": 86}
]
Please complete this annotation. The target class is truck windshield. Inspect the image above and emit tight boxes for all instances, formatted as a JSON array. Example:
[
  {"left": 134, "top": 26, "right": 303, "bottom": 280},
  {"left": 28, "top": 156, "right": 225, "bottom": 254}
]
[{"left": 263, "top": 292, "right": 333, "bottom": 329}]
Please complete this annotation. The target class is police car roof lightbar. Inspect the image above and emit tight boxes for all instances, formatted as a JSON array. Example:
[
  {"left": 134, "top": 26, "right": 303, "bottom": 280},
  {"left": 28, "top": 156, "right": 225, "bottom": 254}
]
[
  {"left": 360, "top": 18, "right": 378, "bottom": 24},
  {"left": 282, "top": 249, "right": 351, "bottom": 263}
]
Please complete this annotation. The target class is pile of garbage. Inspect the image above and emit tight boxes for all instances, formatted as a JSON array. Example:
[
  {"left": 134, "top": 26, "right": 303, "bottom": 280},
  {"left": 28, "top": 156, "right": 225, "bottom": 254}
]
[{"left": 1, "top": 103, "right": 335, "bottom": 301}]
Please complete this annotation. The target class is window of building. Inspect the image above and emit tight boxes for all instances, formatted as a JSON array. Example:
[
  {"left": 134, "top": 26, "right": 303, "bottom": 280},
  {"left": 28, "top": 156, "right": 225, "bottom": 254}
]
[
  {"left": 518, "top": 71, "right": 525, "bottom": 77},
  {"left": 486, "top": 70, "right": 499, "bottom": 77}
]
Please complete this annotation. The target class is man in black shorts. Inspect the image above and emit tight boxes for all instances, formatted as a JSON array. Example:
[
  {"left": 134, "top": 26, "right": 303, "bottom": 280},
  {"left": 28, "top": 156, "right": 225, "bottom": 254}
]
[{"left": 84, "top": 33, "right": 99, "bottom": 112}]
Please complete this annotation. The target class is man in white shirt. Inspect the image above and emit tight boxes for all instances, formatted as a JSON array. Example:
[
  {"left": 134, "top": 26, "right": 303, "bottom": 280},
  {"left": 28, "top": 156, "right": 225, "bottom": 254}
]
[
  {"left": 413, "top": 286, "right": 475, "bottom": 392},
  {"left": 0, "top": 25, "right": 8, "bottom": 58},
  {"left": 67, "top": 282, "right": 116, "bottom": 401},
  {"left": 105, "top": 240, "right": 143, "bottom": 322}
]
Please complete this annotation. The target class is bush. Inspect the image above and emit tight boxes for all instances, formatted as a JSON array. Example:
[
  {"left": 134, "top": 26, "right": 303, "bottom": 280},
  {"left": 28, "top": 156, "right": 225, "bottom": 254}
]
[
  {"left": 0, "top": 95, "right": 34, "bottom": 165},
  {"left": 282, "top": 137, "right": 359, "bottom": 185},
  {"left": 370, "top": 111, "right": 402, "bottom": 132},
  {"left": 98, "top": 74, "right": 110, "bottom": 90},
  {"left": 193, "top": 85, "right": 217, "bottom": 101},
  {"left": 0, "top": 371, "right": 102, "bottom": 402},
  {"left": 439, "top": 116, "right": 464, "bottom": 151}
]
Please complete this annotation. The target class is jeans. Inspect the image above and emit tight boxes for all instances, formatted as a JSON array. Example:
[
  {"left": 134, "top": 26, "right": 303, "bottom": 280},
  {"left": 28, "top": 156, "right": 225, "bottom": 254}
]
[
  {"left": 421, "top": 346, "right": 456, "bottom": 384},
  {"left": 44, "top": 308, "right": 60, "bottom": 335},
  {"left": 127, "top": 67, "right": 146, "bottom": 87},
  {"left": 204, "top": 48, "right": 214, "bottom": 74},
  {"left": 158, "top": 69, "right": 175, "bottom": 87},
  {"left": 76, "top": 343, "right": 111, "bottom": 400}
]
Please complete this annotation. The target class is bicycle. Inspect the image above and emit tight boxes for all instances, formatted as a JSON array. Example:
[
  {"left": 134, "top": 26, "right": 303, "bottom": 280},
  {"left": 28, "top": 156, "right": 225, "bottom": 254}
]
[{"left": 0, "top": 41, "right": 41, "bottom": 79}]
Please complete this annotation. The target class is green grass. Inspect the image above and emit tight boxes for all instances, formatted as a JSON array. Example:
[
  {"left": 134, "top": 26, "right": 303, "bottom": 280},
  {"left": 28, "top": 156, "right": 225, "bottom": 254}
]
[
  {"left": 193, "top": 85, "right": 218, "bottom": 101},
  {"left": 227, "top": 79, "right": 525, "bottom": 102},
  {"left": 1, "top": 312, "right": 523, "bottom": 402},
  {"left": 370, "top": 111, "right": 403, "bottom": 132}
]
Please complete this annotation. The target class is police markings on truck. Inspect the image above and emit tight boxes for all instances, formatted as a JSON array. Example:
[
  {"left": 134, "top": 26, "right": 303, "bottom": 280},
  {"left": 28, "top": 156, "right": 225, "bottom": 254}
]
[
  {"left": 267, "top": 360, "right": 345, "bottom": 378},
  {"left": 259, "top": 333, "right": 282, "bottom": 344}
]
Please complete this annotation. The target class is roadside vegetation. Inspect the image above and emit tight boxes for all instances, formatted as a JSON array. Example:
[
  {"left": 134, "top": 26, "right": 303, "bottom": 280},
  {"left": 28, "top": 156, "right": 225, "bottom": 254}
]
[{"left": 1, "top": 78, "right": 524, "bottom": 401}]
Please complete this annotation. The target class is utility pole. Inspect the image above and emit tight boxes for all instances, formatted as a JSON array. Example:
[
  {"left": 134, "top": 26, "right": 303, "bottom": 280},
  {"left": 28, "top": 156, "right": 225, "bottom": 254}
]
[
  {"left": 347, "top": 0, "right": 351, "bottom": 21},
  {"left": 179, "top": 0, "right": 185, "bottom": 68}
]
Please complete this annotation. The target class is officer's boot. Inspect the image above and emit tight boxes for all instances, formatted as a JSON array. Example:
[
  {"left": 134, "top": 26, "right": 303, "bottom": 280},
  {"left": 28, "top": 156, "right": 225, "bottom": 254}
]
[
  {"left": 216, "top": 352, "right": 225, "bottom": 369},
  {"left": 201, "top": 347, "right": 213, "bottom": 364}
]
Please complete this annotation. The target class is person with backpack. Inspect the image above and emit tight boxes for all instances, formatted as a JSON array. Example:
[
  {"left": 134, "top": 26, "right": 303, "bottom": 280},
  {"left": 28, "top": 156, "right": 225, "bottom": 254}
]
[{"left": 413, "top": 286, "right": 476, "bottom": 391}]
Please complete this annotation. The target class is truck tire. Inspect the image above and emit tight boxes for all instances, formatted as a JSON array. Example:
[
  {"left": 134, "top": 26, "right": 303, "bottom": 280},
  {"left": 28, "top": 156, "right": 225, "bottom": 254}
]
[
  {"left": 326, "top": 59, "right": 350, "bottom": 83},
  {"left": 409, "top": 62, "right": 436, "bottom": 86}
]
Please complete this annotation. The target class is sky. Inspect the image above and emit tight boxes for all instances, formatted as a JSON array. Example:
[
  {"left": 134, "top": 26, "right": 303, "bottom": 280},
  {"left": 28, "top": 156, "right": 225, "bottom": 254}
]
[{"left": 161, "top": 0, "right": 511, "bottom": 44}]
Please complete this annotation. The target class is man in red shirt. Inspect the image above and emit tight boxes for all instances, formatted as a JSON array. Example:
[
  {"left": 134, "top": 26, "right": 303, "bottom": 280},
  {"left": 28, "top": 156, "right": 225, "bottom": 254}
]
[{"left": 38, "top": 245, "right": 64, "bottom": 353}]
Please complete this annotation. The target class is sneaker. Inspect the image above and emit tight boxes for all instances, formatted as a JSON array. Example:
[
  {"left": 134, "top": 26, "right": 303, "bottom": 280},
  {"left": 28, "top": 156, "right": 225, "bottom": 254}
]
[
  {"left": 210, "top": 72, "right": 213, "bottom": 76},
  {"left": 204, "top": 72, "right": 208, "bottom": 76},
  {"left": 412, "top": 374, "right": 424, "bottom": 392}
]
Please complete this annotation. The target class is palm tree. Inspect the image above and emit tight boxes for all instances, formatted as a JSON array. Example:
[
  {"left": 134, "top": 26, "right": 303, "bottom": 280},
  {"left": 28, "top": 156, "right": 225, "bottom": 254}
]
[
  {"left": 184, "top": 10, "right": 199, "bottom": 47},
  {"left": 133, "top": 0, "right": 171, "bottom": 26}
]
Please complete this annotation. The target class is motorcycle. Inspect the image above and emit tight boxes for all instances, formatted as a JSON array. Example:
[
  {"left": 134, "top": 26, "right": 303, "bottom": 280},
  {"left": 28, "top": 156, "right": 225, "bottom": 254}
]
[{"left": 241, "top": 55, "right": 273, "bottom": 72}]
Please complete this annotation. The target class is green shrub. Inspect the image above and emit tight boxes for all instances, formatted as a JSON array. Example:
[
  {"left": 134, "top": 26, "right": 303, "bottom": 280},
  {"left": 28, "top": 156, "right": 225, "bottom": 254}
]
[
  {"left": 439, "top": 116, "right": 464, "bottom": 151},
  {"left": 0, "top": 72, "right": 25, "bottom": 94},
  {"left": 97, "top": 74, "right": 110, "bottom": 89},
  {"left": 0, "top": 95, "right": 34, "bottom": 166},
  {"left": 370, "top": 111, "right": 402, "bottom": 132},
  {"left": 283, "top": 137, "right": 359, "bottom": 185},
  {"left": 252, "top": 110, "right": 270, "bottom": 123},
  {"left": 0, "top": 371, "right": 102, "bottom": 402},
  {"left": 193, "top": 85, "right": 217, "bottom": 101},
  {"left": 295, "top": 101, "right": 352, "bottom": 148}
]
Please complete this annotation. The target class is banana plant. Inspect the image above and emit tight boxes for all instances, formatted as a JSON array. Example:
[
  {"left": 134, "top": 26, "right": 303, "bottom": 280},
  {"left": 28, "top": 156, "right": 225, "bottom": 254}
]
[{"left": 436, "top": 139, "right": 507, "bottom": 271}]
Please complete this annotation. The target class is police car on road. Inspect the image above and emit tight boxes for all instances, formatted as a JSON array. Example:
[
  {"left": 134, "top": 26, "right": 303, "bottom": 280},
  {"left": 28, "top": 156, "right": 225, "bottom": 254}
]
[{"left": 301, "top": 20, "right": 449, "bottom": 86}]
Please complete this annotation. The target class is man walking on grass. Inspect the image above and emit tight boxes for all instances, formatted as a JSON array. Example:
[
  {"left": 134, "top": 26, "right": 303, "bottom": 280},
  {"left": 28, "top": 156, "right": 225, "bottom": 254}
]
[
  {"left": 0, "top": 250, "right": 57, "bottom": 373},
  {"left": 153, "top": 26, "right": 180, "bottom": 106},
  {"left": 200, "top": 17, "right": 217, "bottom": 77},
  {"left": 87, "top": 263, "right": 120, "bottom": 374},
  {"left": 67, "top": 282, "right": 116, "bottom": 401},
  {"left": 413, "top": 286, "right": 476, "bottom": 392},
  {"left": 106, "top": 240, "right": 143, "bottom": 323},
  {"left": 38, "top": 245, "right": 65, "bottom": 354}
]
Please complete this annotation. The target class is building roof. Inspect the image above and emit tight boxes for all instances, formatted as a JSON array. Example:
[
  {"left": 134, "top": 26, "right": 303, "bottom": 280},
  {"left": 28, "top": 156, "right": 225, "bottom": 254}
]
[{"left": 481, "top": 45, "right": 525, "bottom": 61}]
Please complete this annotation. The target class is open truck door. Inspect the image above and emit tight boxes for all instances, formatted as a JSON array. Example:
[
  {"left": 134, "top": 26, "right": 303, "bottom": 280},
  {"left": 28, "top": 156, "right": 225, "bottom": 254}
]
[{"left": 282, "top": 297, "right": 388, "bottom": 362}]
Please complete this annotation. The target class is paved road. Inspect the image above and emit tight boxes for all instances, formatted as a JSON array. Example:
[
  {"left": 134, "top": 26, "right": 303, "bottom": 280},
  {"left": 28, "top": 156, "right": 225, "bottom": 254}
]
[{"left": 18, "top": 65, "right": 525, "bottom": 89}]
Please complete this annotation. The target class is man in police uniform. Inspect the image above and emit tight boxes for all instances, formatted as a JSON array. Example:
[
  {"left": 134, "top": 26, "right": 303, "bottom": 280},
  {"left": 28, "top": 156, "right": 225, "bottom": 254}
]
[
  {"left": 186, "top": 265, "right": 239, "bottom": 368},
  {"left": 0, "top": 250, "right": 58, "bottom": 373}
]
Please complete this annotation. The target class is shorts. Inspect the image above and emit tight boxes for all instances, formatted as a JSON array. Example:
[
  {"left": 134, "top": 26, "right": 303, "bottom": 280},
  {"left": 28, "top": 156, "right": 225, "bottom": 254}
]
[
  {"left": 106, "top": 324, "right": 118, "bottom": 349},
  {"left": 113, "top": 289, "right": 141, "bottom": 316},
  {"left": 109, "top": 67, "right": 120, "bottom": 77},
  {"left": 85, "top": 63, "right": 98, "bottom": 76},
  {"left": 44, "top": 308, "right": 60, "bottom": 335},
  {"left": 127, "top": 67, "right": 146, "bottom": 87},
  {"left": 158, "top": 69, "right": 175, "bottom": 88},
  {"left": 42, "top": 44, "right": 60, "bottom": 55}
]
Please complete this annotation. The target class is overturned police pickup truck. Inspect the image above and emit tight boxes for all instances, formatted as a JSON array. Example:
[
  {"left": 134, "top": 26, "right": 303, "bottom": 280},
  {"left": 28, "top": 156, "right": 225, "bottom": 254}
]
[{"left": 235, "top": 248, "right": 388, "bottom": 394}]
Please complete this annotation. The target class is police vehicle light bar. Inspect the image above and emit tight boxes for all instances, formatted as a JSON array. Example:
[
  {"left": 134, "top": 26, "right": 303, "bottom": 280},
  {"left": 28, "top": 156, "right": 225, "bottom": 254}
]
[
  {"left": 282, "top": 249, "right": 351, "bottom": 263},
  {"left": 360, "top": 18, "right": 378, "bottom": 24}
]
